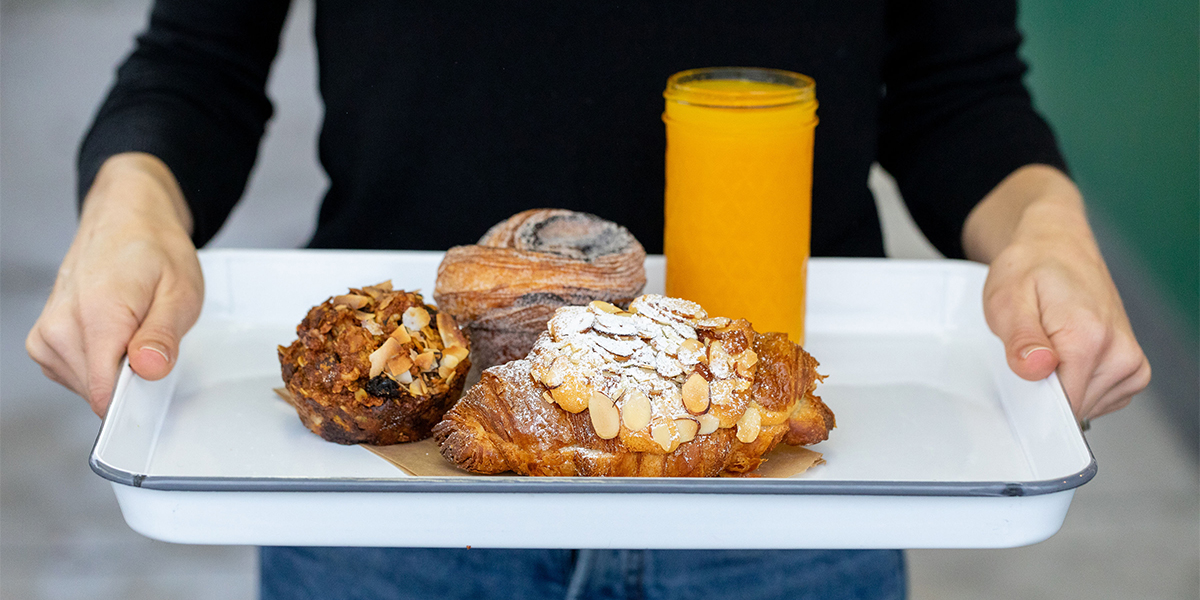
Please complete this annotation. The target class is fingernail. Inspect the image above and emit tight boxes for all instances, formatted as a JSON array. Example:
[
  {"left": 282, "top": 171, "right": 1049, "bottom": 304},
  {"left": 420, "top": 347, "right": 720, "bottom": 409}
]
[
  {"left": 1021, "top": 346, "right": 1053, "bottom": 360},
  {"left": 140, "top": 345, "right": 170, "bottom": 363}
]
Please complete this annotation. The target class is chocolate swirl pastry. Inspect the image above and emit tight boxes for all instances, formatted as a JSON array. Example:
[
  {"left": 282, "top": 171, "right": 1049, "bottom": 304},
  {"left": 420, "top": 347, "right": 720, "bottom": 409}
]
[
  {"left": 434, "top": 209, "right": 646, "bottom": 372},
  {"left": 277, "top": 283, "right": 471, "bottom": 445},
  {"left": 432, "top": 295, "right": 834, "bottom": 477}
]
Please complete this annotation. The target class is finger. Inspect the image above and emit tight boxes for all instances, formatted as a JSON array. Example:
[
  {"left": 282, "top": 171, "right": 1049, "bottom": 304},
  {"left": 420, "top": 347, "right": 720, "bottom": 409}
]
[
  {"left": 26, "top": 317, "right": 90, "bottom": 400},
  {"left": 1082, "top": 349, "right": 1151, "bottom": 421},
  {"left": 1047, "top": 318, "right": 1106, "bottom": 418},
  {"left": 127, "top": 275, "right": 203, "bottom": 381},
  {"left": 79, "top": 302, "right": 142, "bottom": 418},
  {"left": 28, "top": 331, "right": 87, "bottom": 396},
  {"left": 983, "top": 280, "right": 1060, "bottom": 381}
]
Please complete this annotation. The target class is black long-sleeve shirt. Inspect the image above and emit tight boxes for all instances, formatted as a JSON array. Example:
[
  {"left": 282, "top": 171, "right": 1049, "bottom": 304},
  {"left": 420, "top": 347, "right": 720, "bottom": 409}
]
[{"left": 79, "top": 0, "right": 1066, "bottom": 258}]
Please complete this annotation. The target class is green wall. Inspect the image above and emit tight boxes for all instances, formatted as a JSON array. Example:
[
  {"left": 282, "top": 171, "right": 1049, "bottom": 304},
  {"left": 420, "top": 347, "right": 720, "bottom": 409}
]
[{"left": 1018, "top": 0, "right": 1199, "bottom": 338}]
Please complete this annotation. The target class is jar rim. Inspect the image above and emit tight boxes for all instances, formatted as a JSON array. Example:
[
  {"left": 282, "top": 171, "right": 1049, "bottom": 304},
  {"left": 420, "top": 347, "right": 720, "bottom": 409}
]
[{"left": 664, "top": 67, "right": 815, "bottom": 108}]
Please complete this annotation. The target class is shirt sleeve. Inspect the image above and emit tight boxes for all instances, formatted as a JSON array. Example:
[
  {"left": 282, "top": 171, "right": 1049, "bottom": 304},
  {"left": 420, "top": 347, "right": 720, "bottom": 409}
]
[
  {"left": 77, "top": 0, "right": 292, "bottom": 247},
  {"left": 878, "top": 0, "right": 1069, "bottom": 259}
]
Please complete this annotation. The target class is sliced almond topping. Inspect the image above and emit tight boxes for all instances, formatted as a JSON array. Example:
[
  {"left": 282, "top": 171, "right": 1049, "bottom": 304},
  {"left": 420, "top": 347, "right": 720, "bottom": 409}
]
[
  {"left": 390, "top": 325, "right": 412, "bottom": 344},
  {"left": 413, "top": 350, "right": 438, "bottom": 372},
  {"left": 593, "top": 311, "right": 639, "bottom": 336},
  {"left": 368, "top": 338, "right": 403, "bottom": 378},
  {"left": 695, "top": 316, "right": 731, "bottom": 329},
  {"left": 542, "top": 391, "right": 555, "bottom": 404},
  {"left": 677, "top": 338, "right": 705, "bottom": 365},
  {"left": 436, "top": 312, "right": 469, "bottom": 349},
  {"left": 681, "top": 372, "right": 710, "bottom": 415},
  {"left": 655, "top": 351, "right": 683, "bottom": 378},
  {"left": 670, "top": 321, "right": 698, "bottom": 340},
  {"left": 550, "top": 377, "right": 590, "bottom": 413},
  {"left": 588, "top": 300, "right": 622, "bottom": 314},
  {"left": 708, "top": 340, "right": 734, "bottom": 379},
  {"left": 651, "top": 419, "right": 676, "bottom": 452},
  {"left": 386, "top": 354, "right": 414, "bottom": 378},
  {"left": 540, "top": 356, "right": 569, "bottom": 388},
  {"left": 402, "top": 306, "right": 431, "bottom": 331},
  {"left": 333, "top": 294, "right": 371, "bottom": 310},
  {"left": 588, "top": 391, "right": 621, "bottom": 440},
  {"left": 697, "top": 412, "right": 721, "bottom": 435},
  {"left": 735, "top": 349, "right": 759, "bottom": 379},
  {"left": 621, "top": 389, "right": 652, "bottom": 431},
  {"left": 592, "top": 336, "right": 641, "bottom": 358},
  {"left": 674, "top": 418, "right": 699, "bottom": 443},
  {"left": 442, "top": 345, "right": 470, "bottom": 363},
  {"left": 549, "top": 307, "right": 595, "bottom": 337},
  {"left": 736, "top": 406, "right": 762, "bottom": 443}
]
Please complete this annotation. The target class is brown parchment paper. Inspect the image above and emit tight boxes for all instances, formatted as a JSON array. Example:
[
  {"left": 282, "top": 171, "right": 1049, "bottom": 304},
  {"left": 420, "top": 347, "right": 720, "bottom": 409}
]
[{"left": 276, "top": 388, "right": 824, "bottom": 478}]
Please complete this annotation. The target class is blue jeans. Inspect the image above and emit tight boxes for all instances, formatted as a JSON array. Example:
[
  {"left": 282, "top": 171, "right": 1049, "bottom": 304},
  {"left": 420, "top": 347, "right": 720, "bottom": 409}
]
[{"left": 260, "top": 548, "right": 906, "bottom": 600}]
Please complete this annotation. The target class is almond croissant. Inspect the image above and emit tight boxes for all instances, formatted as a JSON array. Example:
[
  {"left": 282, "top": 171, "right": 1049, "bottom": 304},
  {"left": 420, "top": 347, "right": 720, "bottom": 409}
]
[{"left": 433, "top": 295, "right": 834, "bottom": 477}]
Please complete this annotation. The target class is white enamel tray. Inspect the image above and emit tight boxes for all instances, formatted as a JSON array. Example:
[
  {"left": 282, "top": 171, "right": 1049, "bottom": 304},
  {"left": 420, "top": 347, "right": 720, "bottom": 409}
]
[{"left": 91, "top": 250, "right": 1094, "bottom": 549}]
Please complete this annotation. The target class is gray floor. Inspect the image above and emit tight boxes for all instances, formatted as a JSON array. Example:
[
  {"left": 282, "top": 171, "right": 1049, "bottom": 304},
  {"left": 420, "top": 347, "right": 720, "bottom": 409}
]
[{"left": 1, "top": 1, "right": 1196, "bottom": 599}]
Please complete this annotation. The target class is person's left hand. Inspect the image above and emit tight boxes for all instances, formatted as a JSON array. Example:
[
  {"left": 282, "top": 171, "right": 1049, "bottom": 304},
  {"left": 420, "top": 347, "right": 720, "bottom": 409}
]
[{"left": 963, "top": 165, "right": 1150, "bottom": 422}]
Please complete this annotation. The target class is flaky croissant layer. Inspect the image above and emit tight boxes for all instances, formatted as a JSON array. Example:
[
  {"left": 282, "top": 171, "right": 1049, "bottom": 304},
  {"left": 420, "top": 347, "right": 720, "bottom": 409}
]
[{"left": 433, "top": 295, "right": 834, "bottom": 477}]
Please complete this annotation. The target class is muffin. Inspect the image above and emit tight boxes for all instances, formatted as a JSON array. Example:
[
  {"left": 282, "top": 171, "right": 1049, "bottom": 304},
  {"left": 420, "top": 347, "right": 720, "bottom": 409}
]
[{"left": 278, "top": 281, "right": 471, "bottom": 445}]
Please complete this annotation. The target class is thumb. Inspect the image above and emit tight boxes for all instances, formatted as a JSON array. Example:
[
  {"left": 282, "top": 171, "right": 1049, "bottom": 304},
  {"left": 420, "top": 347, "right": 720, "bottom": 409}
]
[
  {"left": 984, "top": 285, "right": 1060, "bottom": 382},
  {"left": 127, "top": 283, "right": 202, "bottom": 381}
]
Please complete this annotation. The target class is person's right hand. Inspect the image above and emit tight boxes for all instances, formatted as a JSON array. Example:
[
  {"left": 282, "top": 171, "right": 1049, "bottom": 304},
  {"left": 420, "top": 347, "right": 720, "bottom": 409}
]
[{"left": 26, "top": 152, "right": 204, "bottom": 417}]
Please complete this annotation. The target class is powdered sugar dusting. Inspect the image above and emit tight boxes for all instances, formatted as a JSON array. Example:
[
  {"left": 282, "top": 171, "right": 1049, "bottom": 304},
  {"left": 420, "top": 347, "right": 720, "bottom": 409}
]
[{"left": 528, "top": 294, "right": 760, "bottom": 444}]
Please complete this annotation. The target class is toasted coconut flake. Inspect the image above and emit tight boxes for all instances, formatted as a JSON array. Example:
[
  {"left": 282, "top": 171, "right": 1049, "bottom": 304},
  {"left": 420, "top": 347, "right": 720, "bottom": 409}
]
[
  {"left": 368, "top": 338, "right": 402, "bottom": 378},
  {"left": 386, "top": 354, "right": 414, "bottom": 378},
  {"left": 402, "top": 306, "right": 431, "bottom": 331},
  {"left": 436, "top": 312, "right": 469, "bottom": 349},
  {"left": 413, "top": 350, "right": 438, "bottom": 372},
  {"left": 390, "top": 325, "right": 412, "bottom": 344},
  {"left": 333, "top": 294, "right": 371, "bottom": 310},
  {"left": 409, "top": 378, "right": 427, "bottom": 396},
  {"left": 361, "top": 318, "right": 384, "bottom": 336},
  {"left": 363, "top": 280, "right": 393, "bottom": 297},
  {"left": 443, "top": 345, "right": 470, "bottom": 363}
]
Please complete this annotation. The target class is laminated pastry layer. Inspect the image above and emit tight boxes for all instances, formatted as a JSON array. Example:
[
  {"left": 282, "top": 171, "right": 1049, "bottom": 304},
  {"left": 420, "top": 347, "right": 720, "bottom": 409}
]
[{"left": 434, "top": 209, "right": 646, "bottom": 371}]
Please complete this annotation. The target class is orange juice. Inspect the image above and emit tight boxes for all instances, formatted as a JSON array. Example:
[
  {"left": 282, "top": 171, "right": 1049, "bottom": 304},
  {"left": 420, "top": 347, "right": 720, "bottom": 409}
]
[{"left": 663, "top": 67, "right": 818, "bottom": 342}]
